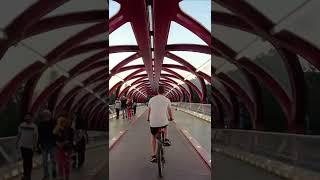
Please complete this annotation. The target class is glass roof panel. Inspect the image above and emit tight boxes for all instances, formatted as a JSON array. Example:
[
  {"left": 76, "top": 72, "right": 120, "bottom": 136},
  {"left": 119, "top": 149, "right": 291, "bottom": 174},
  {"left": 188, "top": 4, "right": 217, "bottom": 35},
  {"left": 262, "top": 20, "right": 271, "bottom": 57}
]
[
  {"left": 44, "top": 0, "right": 106, "bottom": 18},
  {"left": 213, "top": 25, "right": 257, "bottom": 52},
  {"left": 179, "top": 0, "right": 211, "bottom": 31},
  {"left": 167, "top": 21, "right": 206, "bottom": 45},
  {"left": 163, "top": 57, "right": 182, "bottom": 66},
  {"left": 116, "top": 69, "right": 137, "bottom": 79},
  {"left": 0, "top": 45, "right": 42, "bottom": 89},
  {"left": 109, "top": 22, "right": 137, "bottom": 46},
  {"left": 273, "top": 0, "right": 320, "bottom": 48},
  {"left": 124, "top": 58, "right": 144, "bottom": 67},
  {"left": 32, "top": 66, "right": 61, "bottom": 104},
  {"left": 0, "top": 0, "right": 38, "bottom": 28},
  {"left": 109, "top": 0, "right": 121, "bottom": 19},
  {"left": 74, "top": 67, "right": 104, "bottom": 82},
  {"left": 169, "top": 51, "right": 210, "bottom": 68},
  {"left": 241, "top": 39, "right": 292, "bottom": 97},
  {"left": 212, "top": 1, "right": 233, "bottom": 14},
  {"left": 246, "top": 0, "right": 307, "bottom": 23},
  {"left": 22, "top": 23, "right": 96, "bottom": 55},
  {"left": 109, "top": 75, "right": 122, "bottom": 90},
  {"left": 56, "top": 50, "right": 102, "bottom": 72},
  {"left": 109, "top": 52, "right": 136, "bottom": 70}
]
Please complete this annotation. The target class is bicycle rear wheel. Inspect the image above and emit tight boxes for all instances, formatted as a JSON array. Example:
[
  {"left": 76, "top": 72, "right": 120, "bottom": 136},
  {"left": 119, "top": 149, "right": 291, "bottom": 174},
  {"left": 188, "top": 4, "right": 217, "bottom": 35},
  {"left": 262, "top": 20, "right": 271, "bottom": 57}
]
[
  {"left": 157, "top": 141, "right": 163, "bottom": 177},
  {"left": 157, "top": 134, "right": 164, "bottom": 177}
]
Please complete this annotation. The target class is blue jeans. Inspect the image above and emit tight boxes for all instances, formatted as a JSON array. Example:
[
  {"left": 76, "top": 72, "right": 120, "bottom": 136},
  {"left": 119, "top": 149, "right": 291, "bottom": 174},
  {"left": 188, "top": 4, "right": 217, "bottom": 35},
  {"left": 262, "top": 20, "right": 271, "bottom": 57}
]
[{"left": 42, "top": 146, "right": 56, "bottom": 177}]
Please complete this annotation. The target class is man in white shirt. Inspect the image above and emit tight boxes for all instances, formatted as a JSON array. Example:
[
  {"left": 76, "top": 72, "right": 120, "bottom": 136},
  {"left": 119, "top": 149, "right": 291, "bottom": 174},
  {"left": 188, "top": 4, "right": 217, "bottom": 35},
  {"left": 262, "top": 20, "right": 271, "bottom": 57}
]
[
  {"left": 147, "top": 86, "right": 173, "bottom": 163},
  {"left": 16, "top": 113, "right": 38, "bottom": 180}
]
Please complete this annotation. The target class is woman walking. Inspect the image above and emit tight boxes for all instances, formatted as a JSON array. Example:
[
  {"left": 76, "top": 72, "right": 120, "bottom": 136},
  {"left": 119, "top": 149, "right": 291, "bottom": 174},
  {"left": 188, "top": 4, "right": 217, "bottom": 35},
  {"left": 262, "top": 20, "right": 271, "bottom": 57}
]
[{"left": 53, "top": 113, "right": 74, "bottom": 180}]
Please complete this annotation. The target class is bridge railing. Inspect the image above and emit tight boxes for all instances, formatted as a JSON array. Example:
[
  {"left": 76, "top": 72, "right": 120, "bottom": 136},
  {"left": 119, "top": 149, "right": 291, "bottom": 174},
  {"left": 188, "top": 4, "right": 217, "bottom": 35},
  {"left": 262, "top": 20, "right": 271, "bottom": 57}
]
[
  {"left": 213, "top": 129, "right": 320, "bottom": 172},
  {"left": 172, "top": 102, "right": 211, "bottom": 116}
]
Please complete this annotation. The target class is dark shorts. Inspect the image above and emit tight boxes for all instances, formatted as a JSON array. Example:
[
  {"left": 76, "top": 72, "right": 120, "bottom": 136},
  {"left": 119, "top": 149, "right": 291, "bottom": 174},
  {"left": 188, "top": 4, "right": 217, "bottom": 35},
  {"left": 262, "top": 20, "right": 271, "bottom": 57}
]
[{"left": 150, "top": 125, "right": 168, "bottom": 136}]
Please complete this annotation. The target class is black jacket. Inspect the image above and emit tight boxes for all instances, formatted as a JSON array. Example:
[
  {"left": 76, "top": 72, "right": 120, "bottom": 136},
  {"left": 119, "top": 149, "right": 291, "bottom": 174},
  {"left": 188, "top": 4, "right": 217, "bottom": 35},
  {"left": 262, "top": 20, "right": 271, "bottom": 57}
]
[{"left": 38, "top": 121, "right": 56, "bottom": 148}]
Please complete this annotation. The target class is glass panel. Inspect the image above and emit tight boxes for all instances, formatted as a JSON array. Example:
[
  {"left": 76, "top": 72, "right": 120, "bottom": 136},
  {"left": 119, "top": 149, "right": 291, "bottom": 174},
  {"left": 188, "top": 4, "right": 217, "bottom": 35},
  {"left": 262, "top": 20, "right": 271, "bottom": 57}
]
[
  {"left": 56, "top": 50, "right": 102, "bottom": 72},
  {"left": 87, "top": 80, "right": 104, "bottom": 91},
  {"left": 298, "top": 55, "right": 319, "bottom": 72},
  {"left": 213, "top": 25, "right": 257, "bottom": 52},
  {"left": 114, "top": 70, "right": 136, "bottom": 81},
  {"left": 109, "top": 0, "right": 121, "bottom": 18},
  {"left": 212, "top": 1, "right": 233, "bottom": 14},
  {"left": 45, "top": 0, "right": 106, "bottom": 18},
  {"left": 242, "top": 40, "right": 292, "bottom": 97},
  {"left": 179, "top": 0, "right": 211, "bottom": 31},
  {"left": 0, "top": 0, "right": 38, "bottom": 28},
  {"left": 109, "top": 52, "right": 136, "bottom": 70},
  {"left": 273, "top": 0, "right": 320, "bottom": 48},
  {"left": 124, "top": 57, "right": 144, "bottom": 67},
  {"left": 22, "top": 23, "right": 96, "bottom": 55},
  {"left": 109, "top": 75, "right": 123, "bottom": 89},
  {"left": 70, "top": 90, "right": 88, "bottom": 109},
  {"left": 246, "top": 0, "right": 307, "bottom": 23},
  {"left": 81, "top": 33, "right": 107, "bottom": 45},
  {"left": 163, "top": 57, "right": 182, "bottom": 66},
  {"left": 167, "top": 21, "right": 206, "bottom": 45},
  {"left": 109, "top": 22, "right": 137, "bottom": 45},
  {"left": 32, "top": 67, "right": 61, "bottom": 104},
  {"left": 74, "top": 67, "right": 104, "bottom": 82},
  {"left": 0, "top": 45, "right": 42, "bottom": 90},
  {"left": 56, "top": 83, "right": 80, "bottom": 107},
  {"left": 198, "top": 59, "right": 211, "bottom": 76},
  {"left": 169, "top": 51, "right": 210, "bottom": 68}
]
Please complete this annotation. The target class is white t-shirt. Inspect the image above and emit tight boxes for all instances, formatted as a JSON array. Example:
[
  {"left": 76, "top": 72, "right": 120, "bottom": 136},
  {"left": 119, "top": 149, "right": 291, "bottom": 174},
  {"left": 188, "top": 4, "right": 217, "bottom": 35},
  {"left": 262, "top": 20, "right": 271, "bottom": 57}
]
[
  {"left": 115, "top": 100, "right": 121, "bottom": 109},
  {"left": 148, "top": 95, "right": 171, "bottom": 127},
  {"left": 18, "top": 122, "right": 38, "bottom": 150}
]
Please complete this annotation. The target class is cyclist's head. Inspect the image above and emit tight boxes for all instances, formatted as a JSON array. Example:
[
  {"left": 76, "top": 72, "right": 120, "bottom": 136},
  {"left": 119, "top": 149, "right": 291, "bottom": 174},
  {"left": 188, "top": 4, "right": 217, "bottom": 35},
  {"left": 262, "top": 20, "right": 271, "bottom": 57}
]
[{"left": 158, "top": 86, "right": 165, "bottom": 94}]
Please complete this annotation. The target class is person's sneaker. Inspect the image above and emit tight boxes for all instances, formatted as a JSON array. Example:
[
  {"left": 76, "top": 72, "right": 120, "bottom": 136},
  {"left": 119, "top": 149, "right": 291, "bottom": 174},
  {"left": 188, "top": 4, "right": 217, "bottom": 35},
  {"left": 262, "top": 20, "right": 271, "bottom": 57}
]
[
  {"left": 150, "top": 155, "right": 157, "bottom": 163},
  {"left": 164, "top": 139, "right": 171, "bottom": 146}
]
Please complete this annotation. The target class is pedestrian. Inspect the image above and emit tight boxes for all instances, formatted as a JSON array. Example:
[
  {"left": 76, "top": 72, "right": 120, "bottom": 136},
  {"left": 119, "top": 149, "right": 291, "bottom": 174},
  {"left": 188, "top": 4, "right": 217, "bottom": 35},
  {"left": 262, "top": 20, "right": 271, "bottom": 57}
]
[
  {"left": 38, "top": 109, "right": 57, "bottom": 180},
  {"left": 74, "top": 129, "right": 88, "bottom": 168},
  {"left": 16, "top": 113, "right": 38, "bottom": 180},
  {"left": 121, "top": 96, "right": 127, "bottom": 119},
  {"left": 132, "top": 100, "right": 137, "bottom": 116},
  {"left": 115, "top": 98, "right": 121, "bottom": 119},
  {"left": 53, "top": 113, "right": 74, "bottom": 180}
]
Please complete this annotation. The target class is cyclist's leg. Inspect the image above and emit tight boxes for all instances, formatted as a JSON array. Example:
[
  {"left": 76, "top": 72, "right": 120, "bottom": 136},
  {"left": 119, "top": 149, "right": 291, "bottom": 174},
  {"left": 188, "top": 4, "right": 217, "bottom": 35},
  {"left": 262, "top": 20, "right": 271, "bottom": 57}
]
[{"left": 163, "top": 126, "right": 171, "bottom": 146}]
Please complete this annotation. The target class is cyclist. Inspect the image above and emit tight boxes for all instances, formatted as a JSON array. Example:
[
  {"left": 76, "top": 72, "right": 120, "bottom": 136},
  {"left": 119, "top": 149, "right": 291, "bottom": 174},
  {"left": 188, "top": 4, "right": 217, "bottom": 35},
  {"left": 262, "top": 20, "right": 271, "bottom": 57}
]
[{"left": 147, "top": 86, "right": 173, "bottom": 163}]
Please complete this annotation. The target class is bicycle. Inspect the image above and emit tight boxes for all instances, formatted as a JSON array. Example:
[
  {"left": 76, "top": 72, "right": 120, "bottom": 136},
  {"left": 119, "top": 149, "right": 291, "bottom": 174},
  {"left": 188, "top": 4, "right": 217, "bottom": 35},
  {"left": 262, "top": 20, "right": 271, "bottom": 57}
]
[
  {"left": 148, "top": 118, "right": 173, "bottom": 178},
  {"left": 155, "top": 119, "right": 174, "bottom": 178},
  {"left": 156, "top": 127, "right": 166, "bottom": 178}
]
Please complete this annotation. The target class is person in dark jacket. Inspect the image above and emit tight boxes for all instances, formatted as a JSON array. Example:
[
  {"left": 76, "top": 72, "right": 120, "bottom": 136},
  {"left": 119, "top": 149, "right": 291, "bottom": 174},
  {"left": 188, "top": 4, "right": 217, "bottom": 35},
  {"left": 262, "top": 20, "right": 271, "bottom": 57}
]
[{"left": 38, "top": 109, "right": 57, "bottom": 180}]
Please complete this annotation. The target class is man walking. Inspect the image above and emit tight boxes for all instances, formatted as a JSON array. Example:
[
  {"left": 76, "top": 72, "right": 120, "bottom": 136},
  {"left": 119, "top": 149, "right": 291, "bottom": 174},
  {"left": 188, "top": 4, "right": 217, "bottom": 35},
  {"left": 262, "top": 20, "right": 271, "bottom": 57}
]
[
  {"left": 121, "top": 96, "right": 127, "bottom": 119},
  {"left": 115, "top": 98, "right": 121, "bottom": 119},
  {"left": 16, "top": 113, "right": 38, "bottom": 180},
  {"left": 38, "top": 109, "right": 57, "bottom": 180},
  {"left": 147, "top": 86, "right": 173, "bottom": 163}
]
